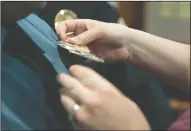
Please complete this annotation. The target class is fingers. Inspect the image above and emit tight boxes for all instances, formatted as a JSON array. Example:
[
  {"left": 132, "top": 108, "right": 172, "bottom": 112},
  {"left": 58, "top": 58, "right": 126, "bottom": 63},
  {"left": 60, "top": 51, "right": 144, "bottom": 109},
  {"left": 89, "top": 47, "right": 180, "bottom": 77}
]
[
  {"left": 56, "top": 20, "right": 78, "bottom": 40},
  {"left": 56, "top": 19, "right": 90, "bottom": 40},
  {"left": 56, "top": 19, "right": 106, "bottom": 46},
  {"left": 57, "top": 73, "right": 99, "bottom": 106},
  {"left": 61, "top": 95, "right": 76, "bottom": 112},
  {"left": 67, "top": 26, "right": 106, "bottom": 46},
  {"left": 61, "top": 95, "right": 89, "bottom": 122},
  {"left": 61, "top": 95, "right": 91, "bottom": 125},
  {"left": 69, "top": 65, "right": 113, "bottom": 90}
]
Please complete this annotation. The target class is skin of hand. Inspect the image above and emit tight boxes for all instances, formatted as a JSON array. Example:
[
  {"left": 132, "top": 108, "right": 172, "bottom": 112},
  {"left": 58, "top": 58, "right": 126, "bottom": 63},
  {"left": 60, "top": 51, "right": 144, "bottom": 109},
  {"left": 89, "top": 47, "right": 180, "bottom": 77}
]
[
  {"left": 56, "top": 19, "right": 131, "bottom": 62},
  {"left": 57, "top": 65, "right": 150, "bottom": 130},
  {"left": 56, "top": 19, "right": 190, "bottom": 90}
]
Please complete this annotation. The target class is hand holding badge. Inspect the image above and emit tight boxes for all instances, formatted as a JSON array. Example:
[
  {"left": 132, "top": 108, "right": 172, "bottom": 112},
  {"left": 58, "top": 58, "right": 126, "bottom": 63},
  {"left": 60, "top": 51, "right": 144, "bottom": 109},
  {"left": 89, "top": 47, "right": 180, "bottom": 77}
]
[{"left": 55, "top": 9, "right": 104, "bottom": 66}]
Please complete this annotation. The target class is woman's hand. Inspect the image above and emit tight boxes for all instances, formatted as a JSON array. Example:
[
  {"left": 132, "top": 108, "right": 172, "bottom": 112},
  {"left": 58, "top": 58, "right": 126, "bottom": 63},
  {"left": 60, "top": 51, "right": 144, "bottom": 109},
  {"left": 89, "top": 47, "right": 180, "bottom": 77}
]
[
  {"left": 57, "top": 65, "right": 150, "bottom": 130},
  {"left": 56, "top": 19, "right": 132, "bottom": 62}
]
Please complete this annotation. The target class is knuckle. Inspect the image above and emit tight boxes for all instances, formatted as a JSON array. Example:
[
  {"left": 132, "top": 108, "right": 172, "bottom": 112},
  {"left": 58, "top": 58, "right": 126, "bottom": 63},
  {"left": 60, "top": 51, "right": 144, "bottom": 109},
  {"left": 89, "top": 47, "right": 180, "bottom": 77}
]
[
  {"left": 77, "top": 35, "right": 84, "bottom": 42},
  {"left": 65, "top": 82, "right": 75, "bottom": 91},
  {"left": 83, "top": 77, "right": 96, "bottom": 85},
  {"left": 100, "top": 87, "right": 116, "bottom": 97},
  {"left": 85, "top": 96, "right": 101, "bottom": 108},
  {"left": 76, "top": 110, "right": 90, "bottom": 124},
  {"left": 58, "top": 21, "right": 66, "bottom": 28}
]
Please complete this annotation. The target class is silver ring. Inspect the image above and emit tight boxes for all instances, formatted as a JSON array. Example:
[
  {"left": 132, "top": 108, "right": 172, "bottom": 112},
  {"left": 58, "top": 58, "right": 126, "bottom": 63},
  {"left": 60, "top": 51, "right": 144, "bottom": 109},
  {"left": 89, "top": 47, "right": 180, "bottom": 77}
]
[{"left": 68, "top": 104, "right": 80, "bottom": 122}]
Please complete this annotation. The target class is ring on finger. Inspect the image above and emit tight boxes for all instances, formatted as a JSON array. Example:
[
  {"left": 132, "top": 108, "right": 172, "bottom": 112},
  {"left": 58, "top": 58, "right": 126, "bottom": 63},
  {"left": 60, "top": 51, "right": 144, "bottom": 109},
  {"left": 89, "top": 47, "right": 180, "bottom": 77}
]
[{"left": 68, "top": 104, "right": 80, "bottom": 122}]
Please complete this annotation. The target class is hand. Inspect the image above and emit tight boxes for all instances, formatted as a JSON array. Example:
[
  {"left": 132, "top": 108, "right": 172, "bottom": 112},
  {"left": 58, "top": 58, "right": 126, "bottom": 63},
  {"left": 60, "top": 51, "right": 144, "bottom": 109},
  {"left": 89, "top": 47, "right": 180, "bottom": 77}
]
[
  {"left": 57, "top": 65, "right": 150, "bottom": 130},
  {"left": 56, "top": 19, "right": 132, "bottom": 62}
]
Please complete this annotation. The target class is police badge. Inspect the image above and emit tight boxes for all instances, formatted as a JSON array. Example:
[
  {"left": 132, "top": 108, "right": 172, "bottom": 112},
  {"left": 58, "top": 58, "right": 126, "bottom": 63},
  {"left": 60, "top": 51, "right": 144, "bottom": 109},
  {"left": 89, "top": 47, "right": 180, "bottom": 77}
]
[{"left": 58, "top": 41, "right": 104, "bottom": 63}]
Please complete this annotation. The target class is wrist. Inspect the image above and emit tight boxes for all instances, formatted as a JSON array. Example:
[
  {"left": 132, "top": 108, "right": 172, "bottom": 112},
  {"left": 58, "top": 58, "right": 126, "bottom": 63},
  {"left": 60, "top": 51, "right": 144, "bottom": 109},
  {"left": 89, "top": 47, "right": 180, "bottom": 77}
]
[{"left": 123, "top": 27, "right": 136, "bottom": 62}]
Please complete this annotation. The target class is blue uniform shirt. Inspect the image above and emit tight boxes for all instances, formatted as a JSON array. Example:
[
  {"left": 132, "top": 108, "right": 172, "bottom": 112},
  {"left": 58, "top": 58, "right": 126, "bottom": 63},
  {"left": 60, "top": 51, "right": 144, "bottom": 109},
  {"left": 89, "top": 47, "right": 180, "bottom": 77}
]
[{"left": 1, "top": 14, "right": 68, "bottom": 130}]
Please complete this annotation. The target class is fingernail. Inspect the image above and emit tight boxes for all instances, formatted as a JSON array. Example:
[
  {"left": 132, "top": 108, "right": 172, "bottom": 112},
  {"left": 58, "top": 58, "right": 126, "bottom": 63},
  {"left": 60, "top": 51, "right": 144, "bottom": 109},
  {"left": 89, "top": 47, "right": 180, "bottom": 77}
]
[
  {"left": 70, "top": 37, "right": 81, "bottom": 45},
  {"left": 55, "top": 23, "right": 58, "bottom": 30},
  {"left": 65, "top": 38, "right": 69, "bottom": 42},
  {"left": 57, "top": 74, "right": 65, "bottom": 83},
  {"left": 56, "top": 29, "right": 66, "bottom": 40}
]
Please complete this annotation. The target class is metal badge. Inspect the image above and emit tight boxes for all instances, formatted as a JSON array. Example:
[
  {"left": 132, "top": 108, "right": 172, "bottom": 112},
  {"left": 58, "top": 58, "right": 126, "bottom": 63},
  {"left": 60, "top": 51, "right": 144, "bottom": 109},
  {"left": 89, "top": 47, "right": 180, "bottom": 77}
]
[{"left": 58, "top": 41, "right": 104, "bottom": 63}]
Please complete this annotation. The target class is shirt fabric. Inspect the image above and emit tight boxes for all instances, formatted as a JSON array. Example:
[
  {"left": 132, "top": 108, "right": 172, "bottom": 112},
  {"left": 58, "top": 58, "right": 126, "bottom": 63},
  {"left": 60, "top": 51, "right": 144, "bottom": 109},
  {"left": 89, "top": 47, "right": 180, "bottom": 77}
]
[{"left": 1, "top": 13, "right": 69, "bottom": 130}]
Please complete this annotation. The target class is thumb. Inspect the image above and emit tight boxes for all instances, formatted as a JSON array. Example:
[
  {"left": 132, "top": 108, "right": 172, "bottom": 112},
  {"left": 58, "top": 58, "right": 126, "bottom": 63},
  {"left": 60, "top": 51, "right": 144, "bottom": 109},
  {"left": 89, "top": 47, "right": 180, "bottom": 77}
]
[{"left": 67, "top": 26, "right": 107, "bottom": 46}]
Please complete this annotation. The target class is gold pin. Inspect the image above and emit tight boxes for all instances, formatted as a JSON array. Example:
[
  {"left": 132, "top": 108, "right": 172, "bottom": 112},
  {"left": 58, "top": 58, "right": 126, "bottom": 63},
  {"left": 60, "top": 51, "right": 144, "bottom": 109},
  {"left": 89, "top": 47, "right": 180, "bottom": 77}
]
[{"left": 54, "top": 9, "right": 77, "bottom": 29}]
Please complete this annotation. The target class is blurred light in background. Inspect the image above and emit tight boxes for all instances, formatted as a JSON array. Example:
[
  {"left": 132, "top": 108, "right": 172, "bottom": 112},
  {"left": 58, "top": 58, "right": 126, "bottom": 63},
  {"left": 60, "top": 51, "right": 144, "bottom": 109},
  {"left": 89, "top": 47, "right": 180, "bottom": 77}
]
[
  {"left": 160, "top": 2, "right": 190, "bottom": 20},
  {"left": 144, "top": 2, "right": 190, "bottom": 44},
  {"left": 179, "top": 2, "right": 190, "bottom": 19}
]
